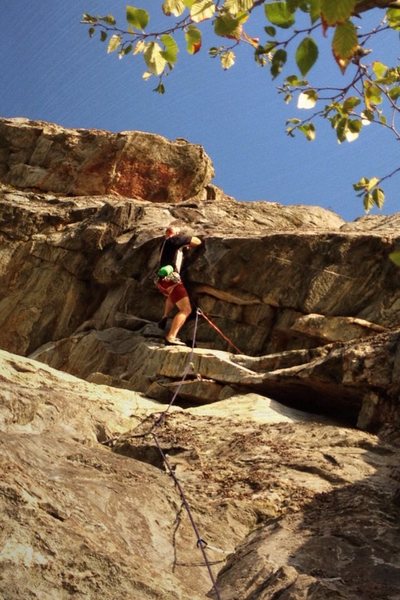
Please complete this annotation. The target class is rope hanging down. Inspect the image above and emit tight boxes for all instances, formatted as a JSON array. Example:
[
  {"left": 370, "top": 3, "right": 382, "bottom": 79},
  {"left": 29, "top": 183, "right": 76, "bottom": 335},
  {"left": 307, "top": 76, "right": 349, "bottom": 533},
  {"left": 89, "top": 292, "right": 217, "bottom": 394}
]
[
  {"left": 109, "top": 308, "right": 222, "bottom": 598},
  {"left": 105, "top": 307, "right": 245, "bottom": 597},
  {"left": 152, "top": 434, "right": 222, "bottom": 600},
  {"left": 107, "top": 309, "right": 201, "bottom": 442},
  {"left": 152, "top": 308, "right": 222, "bottom": 599},
  {"left": 154, "top": 308, "right": 201, "bottom": 425}
]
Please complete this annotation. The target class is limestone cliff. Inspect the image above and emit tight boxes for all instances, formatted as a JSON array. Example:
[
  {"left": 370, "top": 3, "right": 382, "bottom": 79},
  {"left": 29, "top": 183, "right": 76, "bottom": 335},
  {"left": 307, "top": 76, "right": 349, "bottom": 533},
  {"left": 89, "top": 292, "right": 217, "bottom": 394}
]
[{"left": 0, "top": 117, "right": 399, "bottom": 600}]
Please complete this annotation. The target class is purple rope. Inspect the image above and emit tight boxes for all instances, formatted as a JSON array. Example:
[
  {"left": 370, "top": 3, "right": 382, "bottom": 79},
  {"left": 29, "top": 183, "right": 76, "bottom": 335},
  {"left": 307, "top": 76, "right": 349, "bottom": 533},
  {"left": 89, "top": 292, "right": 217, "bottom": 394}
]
[{"left": 152, "top": 433, "right": 222, "bottom": 600}]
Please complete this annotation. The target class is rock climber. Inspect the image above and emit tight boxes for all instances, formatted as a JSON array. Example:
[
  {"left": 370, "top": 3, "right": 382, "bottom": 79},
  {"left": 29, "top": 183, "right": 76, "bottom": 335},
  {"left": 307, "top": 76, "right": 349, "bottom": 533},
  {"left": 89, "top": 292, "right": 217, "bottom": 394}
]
[{"left": 156, "top": 225, "right": 201, "bottom": 346}]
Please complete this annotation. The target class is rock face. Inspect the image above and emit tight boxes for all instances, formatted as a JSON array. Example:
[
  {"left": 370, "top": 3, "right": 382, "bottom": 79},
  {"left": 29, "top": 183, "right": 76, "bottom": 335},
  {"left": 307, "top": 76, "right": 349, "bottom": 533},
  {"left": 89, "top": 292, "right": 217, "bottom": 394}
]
[
  {"left": 1, "top": 349, "right": 399, "bottom": 600},
  {"left": 0, "top": 120, "right": 399, "bottom": 430},
  {"left": 0, "top": 118, "right": 400, "bottom": 599},
  {"left": 0, "top": 117, "right": 214, "bottom": 201}
]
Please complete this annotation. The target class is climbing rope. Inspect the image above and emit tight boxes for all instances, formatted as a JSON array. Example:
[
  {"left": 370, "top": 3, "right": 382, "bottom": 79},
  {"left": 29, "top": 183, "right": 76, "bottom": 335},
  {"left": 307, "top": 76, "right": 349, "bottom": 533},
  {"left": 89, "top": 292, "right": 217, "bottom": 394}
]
[
  {"left": 151, "top": 308, "right": 222, "bottom": 599},
  {"left": 111, "top": 306, "right": 241, "bottom": 441},
  {"left": 152, "top": 433, "right": 222, "bottom": 600},
  {"left": 104, "top": 307, "right": 223, "bottom": 599},
  {"left": 105, "top": 309, "right": 200, "bottom": 442},
  {"left": 122, "top": 243, "right": 375, "bottom": 597},
  {"left": 198, "top": 308, "right": 243, "bottom": 354},
  {"left": 154, "top": 307, "right": 201, "bottom": 424}
]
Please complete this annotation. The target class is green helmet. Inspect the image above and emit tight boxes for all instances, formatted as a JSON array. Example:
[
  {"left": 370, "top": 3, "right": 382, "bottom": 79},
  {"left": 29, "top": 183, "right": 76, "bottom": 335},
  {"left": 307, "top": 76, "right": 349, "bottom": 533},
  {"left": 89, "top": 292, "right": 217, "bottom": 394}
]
[{"left": 158, "top": 265, "right": 174, "bottom": 278}]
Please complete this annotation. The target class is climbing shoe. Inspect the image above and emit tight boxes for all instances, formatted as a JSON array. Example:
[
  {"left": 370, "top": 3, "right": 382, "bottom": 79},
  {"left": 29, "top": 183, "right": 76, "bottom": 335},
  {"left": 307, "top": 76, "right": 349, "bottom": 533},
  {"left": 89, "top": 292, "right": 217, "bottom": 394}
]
[{"left": 165, "top": 337, "right": 186, "bottom": 346}]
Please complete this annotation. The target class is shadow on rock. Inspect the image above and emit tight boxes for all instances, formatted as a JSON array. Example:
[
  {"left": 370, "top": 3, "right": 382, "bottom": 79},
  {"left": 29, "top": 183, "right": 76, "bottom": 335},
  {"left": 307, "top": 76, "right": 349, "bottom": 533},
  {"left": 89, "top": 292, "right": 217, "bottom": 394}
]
[{"left": 211, "top": 434, "right": 400, "bottom": 600}]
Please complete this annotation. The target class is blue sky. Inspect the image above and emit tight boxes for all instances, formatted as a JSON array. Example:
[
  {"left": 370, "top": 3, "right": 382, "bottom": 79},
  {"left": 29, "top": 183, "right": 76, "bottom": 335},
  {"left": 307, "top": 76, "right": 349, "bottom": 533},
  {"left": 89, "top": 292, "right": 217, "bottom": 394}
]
[{"left": 1, "top": 1, "right": 399, "bottom": 221}]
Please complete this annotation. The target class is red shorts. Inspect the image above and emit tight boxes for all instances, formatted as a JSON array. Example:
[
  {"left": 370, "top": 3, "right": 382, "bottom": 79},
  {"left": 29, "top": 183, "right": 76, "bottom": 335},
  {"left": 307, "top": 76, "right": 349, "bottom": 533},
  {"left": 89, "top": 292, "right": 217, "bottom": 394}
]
[{"left": 157, "top": 280, "right": 188, "bottom": 304}]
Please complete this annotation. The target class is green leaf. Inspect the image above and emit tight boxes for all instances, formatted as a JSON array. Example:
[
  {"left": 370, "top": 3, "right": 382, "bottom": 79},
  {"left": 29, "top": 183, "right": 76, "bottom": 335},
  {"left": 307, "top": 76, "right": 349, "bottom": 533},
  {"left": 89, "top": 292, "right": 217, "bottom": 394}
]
[
  {"left": 285, "top": 74, "right": 307, "bottom": 86},
  {"left": 298, "top": 123, "right": 316, "bottom": 140},
  {"left": 332, "top": 20, "right": 358, "bottom": 73},
  {"left": 377, "top": 69, "right": 399, "bottom": 86},
  {"left": 348, "top": 119, "right": 361, "bottom": 132},
  {"left": 126, "top": 6, "right": 149, "bottom": 30},
  {"left": 372, "top": 60, "right": 388, "bottom": 79},
  {"left": 162, "top": 0, "right": 186, "bottom": 16},
  {"left": 329, "top": 113, "right": 341, "bottom": 129},
  {"left": 121, "top": 44, "right": 133, "bottom": 56},
  {"left": 271, "top": 48, "right": 287, "bottom": 78},
  {"left": 342, "top": 96, "right": 361, "bottom": 112},
  {"left": 100, "top": 31, "right": 108, "bottom": 42},
  {"left": 190, "top": 0, "right": 216, "bottom": 23},
  {"left": 214, "top": 13, "right": 242, "bottom": 37},
  {"left": 264, "top": 26, "right": 277, "bottom": 36},
  {"left": 265, "top": 2, "right": 296, "bottom": 29},
  {"left": 387, "top": 7, "right": 400, "bottom": 30},
  {"left": 82, "top": 13, "right": 98, "bottom": 24},
  {"left": 286, "top": 0, "right": 300, "bottom": 11},
  {"left": 100, "top": 14, "right": 116, "bottom": 25},
  {"left": 389, "top": 86, "right": 400, "bottom": 101},
  {"left": 321, "top": 0, "right": 356, "bottom": 26},
  {"left": 367, "top": 176, "right": 380, "bottom": 191},
  {"left": 389, "top": 250, "right": 400, "bottom": 266},
  {"left": 295, "top": 37, "right": 318, "bottom": 76},
  {"left": 364, "top": 81, "right": 383, "bottom": 108},
  {"left": 353, "top": 177, "right": 368, "bottom": 192},
  {"left": 336, "top": 117, "right": 348, "bottom": 143},
  {"left": 363, "top": 192, "right": 374, "bottom": 212},
  {"left": 286, "top": 1, "right": 320, "bottom": 21},
  {"left": 185, "top": 25, "right": 202, "bottom": 54},
  {"left": 107, "top": 34, "right": 122, "bottom": 53},
  {"left": 372, "top": 61, "right": 388, "bottom": 79},
  {"left": 221, "top": 50, "right": 236, "bottom": 69},
  {"left": 309, "top": 0, "right": 321, "bottom": 23},
  {"left": 361, "top": 109, "right": 374, "bottom": 123},
  {"left": 161, "top": 34, "right": 179, "bottom": 64},
  {"left": 297, "top": 89, "right": 318, "bottom": 109},
  {"left": 153, "top": 82, "right": 166, "bottom": 94},
  {"left": 372, "top": 187, "right": 385, "bottom": 208},
  {"left": 259, "top": 41, "right": 278, "bottom": 54},
  {"left": 88, "top": 27, "right": 95, "bottom": 38},
  {"left": 224, "top": 0, "right": 254, "bottom": 15},
  {"left": 144, "top": 42, "right": 167, "bottom": 75},
  {"left": 345, "top": 119, "right": 361, "bottom": 142}
]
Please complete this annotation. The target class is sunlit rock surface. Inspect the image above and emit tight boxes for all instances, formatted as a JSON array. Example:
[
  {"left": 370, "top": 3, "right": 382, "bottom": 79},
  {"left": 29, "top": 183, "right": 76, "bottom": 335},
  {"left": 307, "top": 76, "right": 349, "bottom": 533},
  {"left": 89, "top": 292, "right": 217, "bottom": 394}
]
[
  {"left": 0, "top": 117, "right": 214, "bottom": 201},
  {"left": 1, "top": 349, "right": 399, "bottom": 600},
  {"left": 0, "top": 118, "right": 400, "bottom": 599}
]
